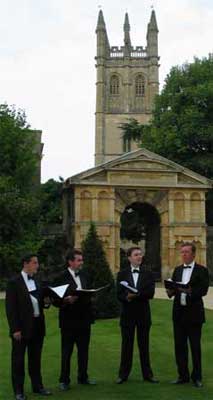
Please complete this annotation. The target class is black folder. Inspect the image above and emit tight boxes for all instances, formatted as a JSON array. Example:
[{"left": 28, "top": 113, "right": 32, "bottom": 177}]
[
  {"left": 44, "top": 283, "right": 110, "bottom": 299},
  {"left": 164, "top": 279, "right": 189, "bottom": 290}
]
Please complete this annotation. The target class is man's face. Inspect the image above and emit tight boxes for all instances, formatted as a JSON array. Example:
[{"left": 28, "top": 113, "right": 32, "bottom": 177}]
[
  {"left": 128, "top": 249, "right": 143, "bottom": 267},
  {"left": 24, "top": 256, "right": 39, "bottom": 275},
  {"left": 180, "top": 246, "right": 195, "bottom": 265},
  {"left": 68, "top": 255, "right": 83, "bottom": 271}
]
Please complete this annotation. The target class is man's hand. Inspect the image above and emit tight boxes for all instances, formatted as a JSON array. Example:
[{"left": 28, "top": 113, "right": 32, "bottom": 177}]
[
  {"left": 13, "top": 331, "right": 22, "bottom": 341},
  {"left": 127, "top": 292, "right": 138, "bottom": 302},
  {"left": 178, "top": 286, "right": 192, "bottom": 295},
  {"left": 64, "top": 295, "right": 78, "bottom": 304},
  {"left": 166, "top": 289, "right": 175, "bottom": 298},
  {"left": 44, "top": 296, "right": 51, "bottom": 307}
]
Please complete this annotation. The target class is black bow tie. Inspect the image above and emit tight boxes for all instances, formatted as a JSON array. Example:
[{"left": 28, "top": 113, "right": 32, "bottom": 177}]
[
  {"left": 75, "top": 271, "right": 80, "bottom": 277},
  {"left": 27, "top": 275, "right": 34, "bottom": 280},
  {"left": 183, "top": 265, "right": 192, "bottom": 269},
  {"left": 132, "top": 269, "right": 140, "bottom": 274}
]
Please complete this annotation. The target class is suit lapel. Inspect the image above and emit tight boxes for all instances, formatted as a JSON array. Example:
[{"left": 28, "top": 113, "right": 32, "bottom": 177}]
[
  {"left": 136, "top": 266, "right": 143, "bottom": 290},
  {"left": 176, "top": 265, "right": 184, "bottom": 282},
  {"left": 189, "top": 263, "right": 199, "bottom": 283},
  {"left": 18, "top": 274, "right": 34, "bottom": 309},
  {"left": 19, "top": 274, "right": 30, "bottom": 296},
  {"left": 66, "top": 269, "right": 77, "bottom": 289},
  {"left": 79, "top": 272, "right": 86, "bottom": 289},
  {"left": 126, "top": 268, "right": 135, "bottom": 288}
]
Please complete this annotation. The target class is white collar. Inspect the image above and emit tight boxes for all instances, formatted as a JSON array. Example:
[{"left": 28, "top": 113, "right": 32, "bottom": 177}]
[
  {"left": 68, "top": 267, "right": 80, "bottom": 276},
  {"left": 183, "top": 261, "right": 195, "bottom": 268},
  {"left": 21, "top": 270, "right": 28, "bottom": 280},
  {"left": 131, "top": 265, "right": 140, "bottom": 271},
  {"left": 68, "top": 267, "right": 74, "bottom": 275},
  {"left": 21, "top": 270, "right": 34, "bottom": 281}
]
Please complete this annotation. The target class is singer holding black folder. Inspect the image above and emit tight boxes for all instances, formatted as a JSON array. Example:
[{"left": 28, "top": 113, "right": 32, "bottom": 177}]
[
  {"left": 116, "top": 247, "right": 158, "bottom": 384},
  {"left": 53, "top": 249, "right": 95, "bottom": 391},
  {"left": 5, "top": 254, "right": 51, "bottom": 400},
  {"left": 166, "top": 242, "right": 209, "bottom": 388}
]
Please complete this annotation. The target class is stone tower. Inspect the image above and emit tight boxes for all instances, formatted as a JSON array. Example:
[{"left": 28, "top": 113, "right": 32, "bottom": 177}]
[{"left": 95, "top": 10, "right": 159, "bottom": 165}]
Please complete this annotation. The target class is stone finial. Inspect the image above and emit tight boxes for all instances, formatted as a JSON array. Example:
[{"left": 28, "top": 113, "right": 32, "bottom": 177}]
[
  {"left": 123, "top": 12, "right": 131, "bottom": 55},
  {"left": 149, "top": 9, "right": 158, "bottom": 32},
  {"left": 96, "top": 9, "right": 106, "bottom": 31}
]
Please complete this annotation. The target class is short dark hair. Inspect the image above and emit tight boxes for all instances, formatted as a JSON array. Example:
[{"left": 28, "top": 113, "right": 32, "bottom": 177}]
[
  {"left": 22, "top": 253, "right": 38, "bottom": 265},
  {"left": 181, "top": 242, "right": 196, "bottom": 254},
  {"left": 127, "top": 247, "right": 143, "bottom": 257},
  {"left": 66, "top": 249, "right": 83, "bottom": 263}
]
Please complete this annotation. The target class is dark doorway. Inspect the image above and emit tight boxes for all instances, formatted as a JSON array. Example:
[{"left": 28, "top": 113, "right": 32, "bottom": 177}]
[{"left": 120, "top": 202, "right": 161, "bottom": 280}]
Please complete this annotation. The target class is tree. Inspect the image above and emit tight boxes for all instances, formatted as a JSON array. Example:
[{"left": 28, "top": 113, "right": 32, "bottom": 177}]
[
  {"left": 119, "top": 118, "right": 142, "bottom": 143},
  {"left": 37, "top": 178, "right": 66, "bottom": 281},
  {"left": 0, "top": 104, "right": 41, "bottom": 287},
  {"left": 39, "top": 178, "right": 64, "bottom": 225},
  {"left": 121, "top": 56, "right": 213, "bottom": 179},
  {"left": 81, "top": 223, "right": 119, "bottom": 319}
]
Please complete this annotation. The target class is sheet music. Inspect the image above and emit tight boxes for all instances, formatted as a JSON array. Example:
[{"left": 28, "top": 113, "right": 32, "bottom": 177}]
[
  {"left": 75, "top": 284, "right": 110, "bottom": 293},
  {"left": 49, "top": 284, "right": 69, "bottom": 298},
  {"left": 120, "top": 280, "right": 138, "bottom": 293}
]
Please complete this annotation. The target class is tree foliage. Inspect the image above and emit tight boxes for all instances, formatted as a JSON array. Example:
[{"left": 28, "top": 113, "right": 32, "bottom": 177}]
[
  {"left": 81, "top": 223, "right": 119, "bottom": 319},
  {"left": 119, "top": 118, "right": 142, "bottom": 143},
  {"left": 39, "top": 178, "right": 64, "bottom": 225},
  {"left": 0, "top": 104, "right": 41, "bottom": 286}
]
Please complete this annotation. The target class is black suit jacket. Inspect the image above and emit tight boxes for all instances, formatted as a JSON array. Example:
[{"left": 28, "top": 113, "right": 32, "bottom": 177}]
[
  {"left": 117, "top": 266, "right": 155, "bottom": 327},
  {"left": 5, "top": 274, "right": 46, "bottom": 339},
  {"left": 172, "top": 263, "right": 209, "bottom": 325},
  {"left": 53, "top": 269, "right": 94, "bottom": 331}
]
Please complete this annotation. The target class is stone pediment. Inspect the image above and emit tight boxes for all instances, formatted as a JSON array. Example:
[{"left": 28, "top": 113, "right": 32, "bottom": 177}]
[
  {"left": 109, "top": 158, "right": 174, "bottom": 171},
  {"left": 66, "top": 148, "right": 213, "bottom": 189}
]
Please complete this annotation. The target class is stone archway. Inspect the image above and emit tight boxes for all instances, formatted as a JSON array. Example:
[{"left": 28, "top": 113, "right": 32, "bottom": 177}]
[
  {"left": 120, "top": 202, "right": 161, "bottom": 279},
  {"left": 115, "top": 188, "right": 168, "bottom": 278}
]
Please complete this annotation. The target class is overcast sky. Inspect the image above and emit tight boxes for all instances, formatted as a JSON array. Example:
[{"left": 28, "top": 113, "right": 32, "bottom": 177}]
[{"left": 0, "top": 0, "right": 212, "bottom": 182}]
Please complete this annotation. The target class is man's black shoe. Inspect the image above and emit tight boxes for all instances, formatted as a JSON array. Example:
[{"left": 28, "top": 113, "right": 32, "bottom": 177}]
[
  {"left": 33, "top": 387, "right": 52, "bottom": 396},
  {"left": 144, "top": 377, "right": 159, "bottom": 383},
  {"left": 171, "top": 378, "right": 189, "bottom": 384},
  {"left": 78, "top": 379, "right": 96, "bottom": 385},
  {"left": 116, "top": 377, "right": 127, "bottom": 384},
  {"left": 59, "top": 383, "right": 70, "bottom": 391},
  {"left": 15, "top": 395, "right": 27, "bottom": 400},
  {"left": 193, "top": 380, "right": 203, "bottom": 388}
]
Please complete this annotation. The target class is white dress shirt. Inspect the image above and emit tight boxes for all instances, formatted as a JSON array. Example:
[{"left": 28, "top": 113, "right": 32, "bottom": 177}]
[
  {"left": 21, "top": 270, "right": 40, "bottom": 317},
  {"left": 68, "top": 268, "right": 82, "bottom": 289},
  {"left": 180, "top": 261, "right": 195, "bottom": 306},
  {"left": 131, "top": 265, "right": 140, "bottom": 287}
]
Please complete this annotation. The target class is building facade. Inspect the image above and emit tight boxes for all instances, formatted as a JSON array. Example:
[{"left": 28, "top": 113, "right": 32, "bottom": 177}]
[
  {"left": 95, "top": 10, "right": 159, "bottom": 165},
  {"left": 63, "top": 149, "right": 212, "bottom": 278}
]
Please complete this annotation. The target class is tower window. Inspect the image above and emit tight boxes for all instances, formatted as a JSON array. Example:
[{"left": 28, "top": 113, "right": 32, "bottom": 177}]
[
  {"left": 135, "top": 75, "right": 145, "bottom": 96},
  {"left": 123, "top": 138, "right": 131, "bottom": 153},
  {"left": 110, "top": 75, "right": 119, "bottom": 95}
]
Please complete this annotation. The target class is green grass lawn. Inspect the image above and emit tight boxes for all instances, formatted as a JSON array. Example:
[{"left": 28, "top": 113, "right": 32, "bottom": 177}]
[{"left": 0, "top": 299, "right": 213, "bottom": 400}]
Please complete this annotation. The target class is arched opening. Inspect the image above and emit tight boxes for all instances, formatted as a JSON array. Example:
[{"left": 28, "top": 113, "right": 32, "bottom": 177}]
[
  {"left": 135, "top": 74, "right": 145, "bottom": 97},
  {"left": 110, "top": 75, "right": 120, "bottom": 95},
  {"left": 120, "top": 202, "right": 161, "bottom": 280}
]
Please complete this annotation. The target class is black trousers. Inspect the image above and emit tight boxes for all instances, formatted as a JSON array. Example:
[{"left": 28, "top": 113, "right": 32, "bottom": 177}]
[
  {"left": 118, "top": 323, "right": 153, "bottom": 380},
  {"left": 60, "top": 325, "right": 91, "bottom": 384},
  {"left": 173, "top": 322, "right": 203, "bottom": 381},
  {"left": 11, "top": 319, "right": 44, "bottom": 395}
]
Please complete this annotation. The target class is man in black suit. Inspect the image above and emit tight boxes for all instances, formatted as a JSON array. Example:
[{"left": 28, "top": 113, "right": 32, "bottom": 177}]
[
  {"left": 53, "top": 249, "right": 95, "bottom": 391},
  {"left": 5, "top": 254, "right": 52, "bottom": 400},
  {"left": 116, "top": 247, "right": 158, "bottom": 384},
  {"left": 167, "top": 242, "right": 209, "bottom": 388}
]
